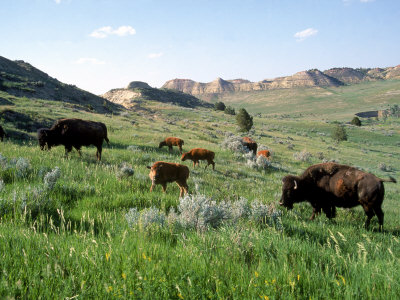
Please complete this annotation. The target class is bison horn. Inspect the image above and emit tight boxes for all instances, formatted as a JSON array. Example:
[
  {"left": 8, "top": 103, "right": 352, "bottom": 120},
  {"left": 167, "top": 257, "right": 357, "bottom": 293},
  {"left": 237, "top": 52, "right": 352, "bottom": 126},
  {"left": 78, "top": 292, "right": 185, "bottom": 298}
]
[{"left": 293, "top": 180, "right": 298, "bottom": 190}]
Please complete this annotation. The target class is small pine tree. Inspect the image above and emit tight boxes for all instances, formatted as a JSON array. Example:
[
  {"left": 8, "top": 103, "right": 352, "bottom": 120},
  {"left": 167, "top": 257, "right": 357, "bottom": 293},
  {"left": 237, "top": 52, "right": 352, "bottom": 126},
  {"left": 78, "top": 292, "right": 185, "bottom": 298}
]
[
  {"left": 236, "top": 108, "right": 253, "bottom": 132},
  {"left": 224, "top": 106, "right": 236, "bottom": 115},
  {"left": 214, "top": 101, "right": 226, "bottom": 111},
  {"left": 332, "top": 124, "right": 347, "bottom": 142},
  {"left": 351, "top": 117, "right": 361, "bottom": 126}
]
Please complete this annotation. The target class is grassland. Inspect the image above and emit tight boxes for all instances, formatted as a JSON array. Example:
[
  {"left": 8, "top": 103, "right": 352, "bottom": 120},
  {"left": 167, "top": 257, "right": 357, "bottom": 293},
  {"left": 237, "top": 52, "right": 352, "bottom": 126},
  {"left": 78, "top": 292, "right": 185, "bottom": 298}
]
[{"left": 0, "top": 83, "right": 399, "bottom": 299}]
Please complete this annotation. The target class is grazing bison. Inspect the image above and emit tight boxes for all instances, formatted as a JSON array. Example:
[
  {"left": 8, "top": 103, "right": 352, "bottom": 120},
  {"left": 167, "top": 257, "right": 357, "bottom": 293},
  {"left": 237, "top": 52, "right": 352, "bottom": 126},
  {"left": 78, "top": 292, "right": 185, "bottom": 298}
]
[
  {"left": 0, "top": 125, "right": 5, "bottom": 141},
  {"left": 242, "top": 137, "right": 257, "bottom": 155},
  {"left": 279, "top": 162, "right": 396, "bottom": 230},
  {"left": 257, "top": 150, "right": 271, "bottom": 160},
  {"left": 181, "top": 148, "right": 215, "bottom": 170},
  {"left": 159, "top": 137, "right": 184, "bottom": 153},
  {"left": 37, "top": 118, "right": 109, "bottom": 161},
  {"left": 147, "top": 161, "right": 189, "bottom": 197}
]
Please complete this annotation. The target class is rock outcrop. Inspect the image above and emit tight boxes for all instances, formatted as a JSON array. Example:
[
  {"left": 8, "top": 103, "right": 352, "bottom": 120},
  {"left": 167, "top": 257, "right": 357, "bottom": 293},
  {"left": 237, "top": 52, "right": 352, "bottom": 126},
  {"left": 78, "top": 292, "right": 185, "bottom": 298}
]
[{"left": 162, "top": 66, "right": 400, "bottom": 97}]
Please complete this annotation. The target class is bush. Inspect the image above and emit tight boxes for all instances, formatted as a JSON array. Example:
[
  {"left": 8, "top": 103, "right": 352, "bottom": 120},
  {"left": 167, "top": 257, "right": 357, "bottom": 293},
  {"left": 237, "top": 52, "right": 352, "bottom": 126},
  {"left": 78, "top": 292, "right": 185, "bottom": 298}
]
[
  {"left": 351, "top": 117, "right": 361, "bottom": 126},
  {"left": 332, "top": 124, "right": 348, "bottom": 142},
  {"left": 236, "top": 108, "right": 253, "bottom": 132},
  {"left": 224, "top": 106, "right": 236, "bottom": 115},
  {"left": 293, "top": 150, "right": 312, "bottom": 162},
  {"left": 214, "top": 101, "right": 226, "bottom": 111}
]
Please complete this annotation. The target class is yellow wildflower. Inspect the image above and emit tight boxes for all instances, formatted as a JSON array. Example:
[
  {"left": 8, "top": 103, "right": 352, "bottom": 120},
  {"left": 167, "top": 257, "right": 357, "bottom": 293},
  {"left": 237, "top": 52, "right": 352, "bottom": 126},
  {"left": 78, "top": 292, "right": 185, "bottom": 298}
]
[
  {"left": 122, "top": 273, "right": 127, "bottom": 280},
  {"left": 105, "top": 252, "right": 110, "bottom": 262},
  {"left": 178, "top": 292, "right": 184, "bottom": 299},
  {"left": 297, "top": 274, "right": 300, "bottom": 281},
  {"left": 255, "top": 271, "right": 259, "bottom": 278},
  {"left": 142, "top": 253, "right": 146, "bottom": 260},
  {"left": 107, "top": 286, "right": 113, "bottom": 292},
  {"left": 339, "top": 275, "right": 346, "bottom": 285}
]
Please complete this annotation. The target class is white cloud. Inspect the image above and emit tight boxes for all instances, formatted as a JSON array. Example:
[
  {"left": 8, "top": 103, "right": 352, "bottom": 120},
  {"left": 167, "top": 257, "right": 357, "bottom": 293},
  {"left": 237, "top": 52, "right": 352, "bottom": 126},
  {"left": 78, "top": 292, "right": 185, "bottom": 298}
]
[
  {"left": 294, "top": 28, "right": 318, "bottom": 42},
  {"left": 89, "top": 26, "right": 136, "bottom": 38},
  {"left": 74, "top": 58, "right": 106, "bottom": 65},
  {"left": 148, "top": 52, "right": 164, "bottom": 59},
  {"left": 54, "top": 0, "right": 61, "bottom": 3},
  {"left": 360, "top": 0, "right": 375, "bottom": 2}
]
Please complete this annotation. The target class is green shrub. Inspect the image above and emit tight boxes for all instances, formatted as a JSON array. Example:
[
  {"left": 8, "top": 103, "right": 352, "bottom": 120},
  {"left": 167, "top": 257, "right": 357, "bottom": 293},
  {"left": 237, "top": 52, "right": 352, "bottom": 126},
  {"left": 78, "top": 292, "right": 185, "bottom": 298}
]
[
  {"left": 351, "top": 117, "right": 361, "bottom": 126},
  {"left": 214, "top": 101, "right": 226, "bottom": 111},
  {"left": 236, "top": 108, "right": 253, "bottom": 132},
  {"left": 224, "top": 106, "right": 236, "bottom": 115},
  {"left": 332, "top": 124, "right": 348, "bottom": 142}
]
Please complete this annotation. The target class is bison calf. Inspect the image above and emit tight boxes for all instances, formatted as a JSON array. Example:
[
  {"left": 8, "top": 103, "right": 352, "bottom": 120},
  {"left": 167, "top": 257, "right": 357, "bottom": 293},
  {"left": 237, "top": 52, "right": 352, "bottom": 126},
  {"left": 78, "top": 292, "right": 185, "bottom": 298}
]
[
  {"left": 257, "top": 150, "right": 271, "bottom": 160},
  {"left": 147, "top": 161, "right": 189, "bottom": 197},
  {"left": 242, "top": 137, "right": 257, "bottom": 155},
  {"left": 280, "top": 162, "right": 396, "bottom": 231},
  {"left": 181, "top": 148, "right": 215, "bottom": 170},
  {"left": 159, "top": 137, "right": 184, "bottom": 153}
]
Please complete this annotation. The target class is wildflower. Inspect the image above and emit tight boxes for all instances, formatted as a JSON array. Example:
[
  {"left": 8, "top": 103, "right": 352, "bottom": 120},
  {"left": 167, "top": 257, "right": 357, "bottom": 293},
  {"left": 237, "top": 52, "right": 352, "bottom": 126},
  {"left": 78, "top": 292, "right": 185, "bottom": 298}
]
[
  {"left": 178, "top": 293, "right": 184, "bottom": 299},
  {"left": 105, "top": 252, "right": 110, "bottom": 262},
  {"left": 297, "top": 275, "right": 300, "bottom": 281},
  {"left": 142, "top": 253, "right": 147, "bottom": 260},
  {"left": 255, "top": 271, "right": 259, "bottom": 278},
  {"left": 107, "top": 286, "right": 113, "bottom": 293},
  {"left": 122, "top": 273, "right": 127, "bottom": 280},
  {"left": 338, "top": 275, "right": 346, "bottom": 285}
]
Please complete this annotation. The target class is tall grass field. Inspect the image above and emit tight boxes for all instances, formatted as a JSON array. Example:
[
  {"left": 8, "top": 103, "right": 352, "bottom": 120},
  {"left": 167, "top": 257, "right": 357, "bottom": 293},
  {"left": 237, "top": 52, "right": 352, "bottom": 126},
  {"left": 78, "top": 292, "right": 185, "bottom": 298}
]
[{"left": 0, "top": 83, "right": 399, "bottom": 299}]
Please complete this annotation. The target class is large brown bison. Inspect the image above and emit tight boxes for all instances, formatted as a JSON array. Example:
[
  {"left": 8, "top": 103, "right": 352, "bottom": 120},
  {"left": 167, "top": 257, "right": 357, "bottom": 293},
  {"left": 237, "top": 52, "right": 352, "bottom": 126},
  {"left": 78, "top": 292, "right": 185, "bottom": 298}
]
[
  {"left": 159, "top": 137, "right": 184, "bottom": 153},
  {"left": 279, "top": 162, "right": 396, "bottom": 230},
  {"left": 37, "top": 118, "right": 109, "bottom": 161},
  {"left": 0, "top": 125, "right": 5, "bottom": 141},
  {"left": 181, "top": 148, "right": 215, "bottom": 170},
  {"left": 242, "top": 137, "right": 257, "bottom": 155},
  {"left": 147, "top": 161, "right": 189, "bottom": 197}
]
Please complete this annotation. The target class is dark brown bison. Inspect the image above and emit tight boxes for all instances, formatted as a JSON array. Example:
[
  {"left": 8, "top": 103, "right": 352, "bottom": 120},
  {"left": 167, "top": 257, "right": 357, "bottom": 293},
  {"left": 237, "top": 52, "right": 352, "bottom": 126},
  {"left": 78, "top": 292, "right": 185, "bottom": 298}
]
[
  {"left": 257, "top": 150, "right": 271, "bottom": 160},
  {"left": 37, "top": 118, "right": 109, "bottom": 161},
  {"left": 242, "top": 137, "right": 257, "bottom": 155},
  {"left": 279, "top": 162, "right": 396, "bottom": 230},
  {"left": 181, "top": 148, "right": 215, "bottom": 170},
  {"left": 147, "top": 161, "right": 189, "bottom": 197},
  {"left": 0, "top": 125, "right": 5, "bottom": 141},
  {"left": 159, "top": 137, "right": 184, "bottom": 153}
]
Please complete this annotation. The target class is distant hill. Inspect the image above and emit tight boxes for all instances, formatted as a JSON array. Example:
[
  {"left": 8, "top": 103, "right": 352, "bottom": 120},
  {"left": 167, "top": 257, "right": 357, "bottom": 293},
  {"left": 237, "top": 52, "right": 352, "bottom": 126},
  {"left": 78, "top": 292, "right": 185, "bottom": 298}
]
[
  {"left": 162, "top": 66, "right": 400, "bottom": 100},
  {"left": 102, "top": 81, "right": 213, "bottom": 109},
  {"left": 0, "top": 55, "right": 121, "bottom": 113}
]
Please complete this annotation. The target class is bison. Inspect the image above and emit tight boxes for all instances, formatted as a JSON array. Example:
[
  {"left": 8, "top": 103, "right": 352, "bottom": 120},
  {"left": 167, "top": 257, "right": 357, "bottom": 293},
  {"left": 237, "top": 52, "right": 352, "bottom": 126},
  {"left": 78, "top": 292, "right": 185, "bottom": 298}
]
[
  {"left": 279, "top": 162, "right": 396, "bottom": 231},
  {"left": 257, "top": 150, "right": 271, "bottom": 160},
  {"left": 147, "top": 161, "right": 189, "bottom": 197},
  {"left": 37, "top": 118, "right": 109, "bottom": 161},
  {"left": 181, "top": 148, "right": 215, "bottom": 170},
  {"left": 242, "top": 137, "right": 257, "bottom": 155},
  {"left": 159, "top": 137, "right": 184, "bottom": 153},
  {"left": 0, "top": 125, "right": 5, "bottom": 141}
]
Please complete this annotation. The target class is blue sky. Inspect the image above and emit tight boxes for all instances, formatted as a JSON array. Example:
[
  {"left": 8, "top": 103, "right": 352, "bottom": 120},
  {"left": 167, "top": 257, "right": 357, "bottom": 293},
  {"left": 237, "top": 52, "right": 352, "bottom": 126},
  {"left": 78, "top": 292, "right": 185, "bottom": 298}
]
[{"left": 1, "top": 0, "right": 399, "bottom": 94}]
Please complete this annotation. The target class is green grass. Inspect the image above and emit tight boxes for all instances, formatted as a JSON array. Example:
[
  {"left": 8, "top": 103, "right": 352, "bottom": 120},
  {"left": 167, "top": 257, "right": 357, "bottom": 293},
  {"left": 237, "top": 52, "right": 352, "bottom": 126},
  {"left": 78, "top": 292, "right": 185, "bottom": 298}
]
[{"left": 0, "top": 85, "right": 399, "bottom": 299}]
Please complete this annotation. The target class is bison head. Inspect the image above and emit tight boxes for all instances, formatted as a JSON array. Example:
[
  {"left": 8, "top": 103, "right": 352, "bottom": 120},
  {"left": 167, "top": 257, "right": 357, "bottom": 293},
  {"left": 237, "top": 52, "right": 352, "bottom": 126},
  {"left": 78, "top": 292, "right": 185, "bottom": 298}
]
[
  {"left": 180, "top": 152, "right": 189, "bottom": 161},
  {"left": 159, "top": 141, "right": 166, "bottom": 148},
  {"left": 279, "top": 175, "right": 302, "bottom": 209},
  {"left": 37, "top": 128, "right": 51, "bottom": 150},
  {"left": 147, "top": 164, "right": 162, "bottom": 183}
]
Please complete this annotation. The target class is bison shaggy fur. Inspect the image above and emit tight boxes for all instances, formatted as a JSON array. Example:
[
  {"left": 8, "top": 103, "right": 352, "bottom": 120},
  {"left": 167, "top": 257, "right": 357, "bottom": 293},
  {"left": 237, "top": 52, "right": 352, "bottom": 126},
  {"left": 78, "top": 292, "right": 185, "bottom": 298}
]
[
  {"left": 159, "top": 137, "right": 184, "bottom": 153},
  {"left": 147, "top": 161, "right": 189, "bottom": 197},
  {"left": 280, "top": 162, "right": 396, "bottom": 230},
  {"left": 37, "top": 118, "right": 109, "bottom": 161},
  {"left": 181, "top": 148, "right": 215, "bottom": 170},
  {"left": 0, "top": 125, "right": 5, "bottom": 141}
]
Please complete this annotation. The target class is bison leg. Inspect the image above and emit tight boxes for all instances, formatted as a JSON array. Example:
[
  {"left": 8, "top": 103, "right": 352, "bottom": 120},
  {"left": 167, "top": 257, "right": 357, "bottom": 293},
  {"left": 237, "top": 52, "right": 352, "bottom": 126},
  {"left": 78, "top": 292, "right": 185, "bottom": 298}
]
[
  {"left": 161, "top": 183, "right": 167, "bottom": 193},
  {"left": 176, "top": 181, "right": 188, "bottom": 197},
  {"left": 64, "top": 145, "right": 73, "bottom": 157},
  {"left": 96, "top": 146, "right": 102, "bottom": 161},
  {"left": 150, "top": 183, "right": 155, "bottom": 192},
  {"left": 373, "top": 206, "right": 384, "bottom": 232},
  {"left": 193, "top": 161, "right": 196, "bottom": 168},
  {"left": 363, "top": 208, "right": 375, "bottom": 230},
  {"left": 168, "top": 145, "right": 172, "bottom": 152}
]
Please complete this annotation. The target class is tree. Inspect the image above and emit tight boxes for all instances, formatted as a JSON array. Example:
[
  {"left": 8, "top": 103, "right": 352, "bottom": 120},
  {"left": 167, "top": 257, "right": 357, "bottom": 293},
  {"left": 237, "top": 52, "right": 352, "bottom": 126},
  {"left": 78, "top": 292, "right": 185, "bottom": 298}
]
[
  {"left": 214, "top": 101, "right": 226, "bottom": 111},
  {"left": 224, "top": 106, "right": 236, "bottom": 115},
  {"left": 351, "top": 117, "right": 361, "bottom": 126},
  {"left": 332, "top": 124, "right": 347, "bottom": 142},
  {"left": 236, "top": 108, "right": 253, "bottom": 132}
]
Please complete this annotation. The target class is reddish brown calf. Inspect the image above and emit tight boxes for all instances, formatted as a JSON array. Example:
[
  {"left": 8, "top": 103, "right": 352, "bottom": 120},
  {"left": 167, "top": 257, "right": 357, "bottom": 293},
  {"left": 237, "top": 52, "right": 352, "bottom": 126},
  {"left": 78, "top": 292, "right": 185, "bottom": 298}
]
[
  {"left": 147, "top": 161, "right": 189, "bottom": 197},
  {"left": 181, "top": 148, "right": 215, "bottom": 170},
  {"left": 242, "top": 137, "right": 257, "bottom": 155},
  {"left": 257, "top": 150, "right": 271, "bottom": 160},
  {"left": 159, "top": 137, "right": 184, "bottom": 153}
]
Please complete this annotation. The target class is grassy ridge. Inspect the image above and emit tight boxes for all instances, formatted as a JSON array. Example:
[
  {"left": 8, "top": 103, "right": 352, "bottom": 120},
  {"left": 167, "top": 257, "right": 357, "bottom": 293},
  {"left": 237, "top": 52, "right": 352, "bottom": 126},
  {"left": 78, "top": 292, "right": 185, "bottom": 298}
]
[{"left": 0, "top": 87, "right": 399, "bottom": 298}]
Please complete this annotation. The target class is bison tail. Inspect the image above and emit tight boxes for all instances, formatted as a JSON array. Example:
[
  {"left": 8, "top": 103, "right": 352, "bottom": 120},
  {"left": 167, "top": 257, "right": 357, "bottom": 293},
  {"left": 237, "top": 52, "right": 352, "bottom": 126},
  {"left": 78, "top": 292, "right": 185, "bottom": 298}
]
[
  {"left": 105, "top": 136, "right": 110, "bottom": 145},
  {"left": 380, "top": 176, "right": 397, "bottom": 183}
]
